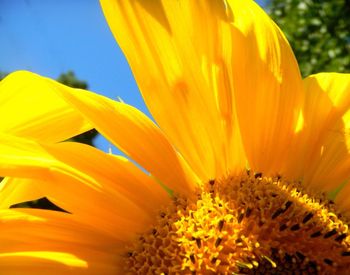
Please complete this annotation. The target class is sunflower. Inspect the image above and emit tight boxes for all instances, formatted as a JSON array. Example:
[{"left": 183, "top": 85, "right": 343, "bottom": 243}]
[{"left": 1, "top": 0, "right": 350, "bottom": 274}]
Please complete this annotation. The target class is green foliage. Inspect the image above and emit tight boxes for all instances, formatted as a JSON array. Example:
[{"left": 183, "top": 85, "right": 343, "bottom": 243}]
[
  {"left": 269, "top": 0, "right": 350, "bottom": 77},
  {"left": 57, "top": 70, "right": 88, "bottom": 89},
  {"left": 0, "top": 72, "right": 8, "bottom": 80}
]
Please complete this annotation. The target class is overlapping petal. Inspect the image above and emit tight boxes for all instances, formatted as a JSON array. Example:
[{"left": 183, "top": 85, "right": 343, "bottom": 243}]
[
  {"left": 100, "top": 0, "right": 247, "bottom": 180},
  {"left": 0, "top": 0, "right": 349, "bottom": 273},
  {"left": 100, "top": 0, "right": 304, "bottom": 179},
  {"left": 303, "top": 74, "right": 350, "bottom": 191},
  {"left": 228, "top": 0, "right": 304, "bottom": 175},
  {"left": 0, "top": 209, "right": 123, "bottom": 274},
  {"left": 283, "top": 73, "right": 350, "bottom": 194},
  {"left": 0, "top": 177, "right": 43, "bottom": 209},
  {"left": 0, "top": 133, "right": 170, "bottom": 236},
  {"left": 0, "top": 71, "right": 92, "bottom": 142},
  {"left": 51, "top": 87, "right": 198, "bottom": 193},
  {"left": 285, "top": 73, "right": 350, "bottom": 211}
]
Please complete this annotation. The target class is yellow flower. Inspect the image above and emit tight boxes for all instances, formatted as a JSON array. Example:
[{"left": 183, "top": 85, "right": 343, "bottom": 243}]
[{"left": 1, "top": 0, "right": 350, "bottom": 273}]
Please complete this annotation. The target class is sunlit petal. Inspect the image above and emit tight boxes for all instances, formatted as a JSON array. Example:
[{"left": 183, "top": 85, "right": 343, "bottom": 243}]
[
  {"left": 0, "top": 71, "right": 92, "bottom": 142},
  {"left": 0, "top": 209, "right": 122, "bottom": 274},
  {"left": 101, "top": 0, "right": 247, "bottom": 180},
  {"left": 51, "top": 87, "right": 198, "bottom": 193}
]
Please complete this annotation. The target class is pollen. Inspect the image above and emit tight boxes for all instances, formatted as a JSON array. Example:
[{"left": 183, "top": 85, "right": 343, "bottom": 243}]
[{"left": 124, "top": 172, "right": 350, "bottom": 274}]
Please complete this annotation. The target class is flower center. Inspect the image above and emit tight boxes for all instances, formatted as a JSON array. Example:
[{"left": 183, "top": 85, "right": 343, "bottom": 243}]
[{"left": 125, "top": 172, "right": 350, "bottom": 274}]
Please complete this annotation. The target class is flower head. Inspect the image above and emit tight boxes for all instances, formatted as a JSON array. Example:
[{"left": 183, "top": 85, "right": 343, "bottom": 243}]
[{"left": 1, "top": 0, "right": 350, "bottom": 274}]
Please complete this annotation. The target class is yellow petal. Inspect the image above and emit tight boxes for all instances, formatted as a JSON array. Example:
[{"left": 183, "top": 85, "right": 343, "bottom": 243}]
[
  {"left": 42, "top": 142, "right": 171, "bottom": 222},
  {"left": 0, "top": 177, "right": 43, "bottom": 209},
  {"left": 294, "top": 73, "right": 350, "bottom": 193},
  {"left": 0, "top": 209, "right": 122, "bottom": 274},
  {"left": 0, "top": 252, "right": 87, "bottom": 271},
  {"left": 227, "top": 0, "right": 304, "bottom": 175},
  {"left": 0, "top": 134, "right": 167, "bottom": 235},
  {"left": 51, "top": 87, "right": 198, "bottom": 193},
  {"left": 0, "top": 71, "right": 92, "bottom": 142},
  {"left": 100, "top": 0, "right": 247, "bottom": 180},
  {"left": 0, "top": 208, "right": 124, "bottom": 249}
]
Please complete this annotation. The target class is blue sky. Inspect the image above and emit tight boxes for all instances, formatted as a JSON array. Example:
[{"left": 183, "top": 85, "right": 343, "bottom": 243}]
[{"left": 0, "top": 0, "right": 268, "bottom": 151}]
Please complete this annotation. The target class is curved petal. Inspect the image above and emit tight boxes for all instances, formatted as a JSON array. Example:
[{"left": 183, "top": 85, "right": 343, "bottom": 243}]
[
  {"left": 51, "top": 87, "right": 198, "bottom": 193},
  {"left": 100, "top": 0, "right": 247, "bottom": 180},
  {"left": 0, "top": 209, "right": 123, "bottom": 274},
  {"left": 43, "top": 142, "right": 171, "bottom": 219},
  {"left": 101, "top": 0, "right": 304, "bottom": 178},
  {"left": 0, "top": 177, "right": 43, "bottom": 209},
  {"left": 0, "top": 133, "right": 169, "bottom": 236},
  {"left": 228, "top": 0, "right": 304, "bottom": 174},
  {"left": 0, "top": 71, "right": 92, "bottom": 142},
  {"left": 288, "top": 73, "right": 350, "bottom": 192}
]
